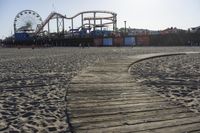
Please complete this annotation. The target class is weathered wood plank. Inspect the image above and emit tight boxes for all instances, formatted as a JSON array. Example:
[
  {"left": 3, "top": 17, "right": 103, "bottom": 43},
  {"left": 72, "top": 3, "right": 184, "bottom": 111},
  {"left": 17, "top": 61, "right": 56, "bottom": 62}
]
[
  {"left": 69, "top": 101, "right": 170, "bottom": 112},
  {"left": 68, "top": 96, "right": 163, "bottom": 105},
  {"left": 69, "top": 103, "right": 180, "bottom": 118},
  {"left": 134, "top": 122, "right": 200, "bottom": 133},
  {"left": 84, "top": 116, "right": 200, "bottom": 133},
  {"left": 68, "top": 98, "right": 166, "bottom": 108},
  {"left": 73, "top": 112, "right": 197, "bottom": 130},
  {"left": 71, "top": 107, "right": 191, "bottom": 125},
  {"left": 68, "top": 92, "right": 157, "bottom": 99},
  {"left": 68, "top": 93, "right": 160, "bottom": 101}
]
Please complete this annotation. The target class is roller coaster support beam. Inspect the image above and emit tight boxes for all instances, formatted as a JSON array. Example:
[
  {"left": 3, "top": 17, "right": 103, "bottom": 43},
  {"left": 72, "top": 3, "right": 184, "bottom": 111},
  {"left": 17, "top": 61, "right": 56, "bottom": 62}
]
[
  {"left": 48, "top": 22, "right": 50, "bottom": 33},
  {"left": 113, "top": 14, "right": 117, "bottom": 32},
  {"left": 81, "top": 13, "right": 84, "bottom": 29},
  {"left": 100, "top": 19, "right": 103, "bottom": 31},
  {"left": 62, "top": 18, "right": 65, "bottom": 34},
  {"left": 14, "top": 23, "right": 16, "bottom": 33},
  {"left": 57, "top": 16, "right": 59, "bottom": 33},
  {"left": 93, "top": 12, "right": 96, "bottom": 31},
  {"left": 71, "top": 19, "right": 74, "bottom": 36},
  {"left": 89, "top": 19, "right": 91, "bottom": 33}
]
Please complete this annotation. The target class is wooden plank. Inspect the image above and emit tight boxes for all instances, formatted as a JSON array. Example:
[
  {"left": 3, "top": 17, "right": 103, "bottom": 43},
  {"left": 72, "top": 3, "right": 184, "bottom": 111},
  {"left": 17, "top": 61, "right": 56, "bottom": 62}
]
[
  {"left": 84, "top": 116, "right": 200, "bottom": 133},
  {"left": 73, "top": 112, "right": 197, "bottom": 130},
  {"left": 71, "top": 107, "right": 190, "bottom": 124},
  {"left": 68, "top": 93, "right": 160, "bottom": 101},
  {"left": 135, "top": 122, "right": 200, "bottom": 133},
  {"left": 68, "top": 91, "right": 155, "bottom": 98},
  {"left": 68, "top": 87, "right": 146, "bottom": 93},
  {"left": 68, "top": 86, "right": 149, "bottom": 93},
  {"left": 68, "top": 96, "right": 163, "bottom": 105},
  {"left": 69, "top": 82, "right": 137, "bottom": 87},
  {"left": 68, "top": 87, "right": 150, "bottom": 93},
  {"left": 69, "top": 103, "right": 180, "bottom": 118},
  {"left": 69, "top": 101, "right": 169, "bottom": 111},
  {"left": 68, "top": 99, "right": 166, "bottom": 108}
]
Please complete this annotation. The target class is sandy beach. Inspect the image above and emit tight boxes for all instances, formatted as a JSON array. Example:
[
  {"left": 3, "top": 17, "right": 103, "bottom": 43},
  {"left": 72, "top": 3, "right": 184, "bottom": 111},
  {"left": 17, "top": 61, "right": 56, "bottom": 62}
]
[{"left": 0, "top": 47, "right": 200, "bottom": 132}]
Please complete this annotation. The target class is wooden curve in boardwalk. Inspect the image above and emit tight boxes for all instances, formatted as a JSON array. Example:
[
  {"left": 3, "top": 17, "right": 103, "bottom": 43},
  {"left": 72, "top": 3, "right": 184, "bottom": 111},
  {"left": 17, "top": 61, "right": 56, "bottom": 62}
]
[{"left": 66, "top": 52, "right": 200, "bottom": 133}]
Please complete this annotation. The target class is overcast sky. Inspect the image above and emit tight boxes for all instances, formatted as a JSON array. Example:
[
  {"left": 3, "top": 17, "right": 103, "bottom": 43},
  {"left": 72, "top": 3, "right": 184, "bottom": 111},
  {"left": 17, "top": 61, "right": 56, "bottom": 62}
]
[{"left": 0, "top": 0, "right": 200, "bottom": 39}]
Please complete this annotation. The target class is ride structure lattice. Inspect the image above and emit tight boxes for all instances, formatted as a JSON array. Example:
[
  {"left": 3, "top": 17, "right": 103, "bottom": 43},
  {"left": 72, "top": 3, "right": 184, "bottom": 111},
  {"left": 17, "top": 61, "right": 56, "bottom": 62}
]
[{"left": 34, "top": 10, "right": 117, "bottom": 36}]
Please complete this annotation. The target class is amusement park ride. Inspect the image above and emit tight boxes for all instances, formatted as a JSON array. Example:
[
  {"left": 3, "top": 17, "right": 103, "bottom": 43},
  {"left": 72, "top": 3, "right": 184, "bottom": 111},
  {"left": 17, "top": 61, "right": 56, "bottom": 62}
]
[
  {"left": 3, "top": 9, "right": 199, "bottom": 47},
  {"left": 4, "top": 9, "right": 199, "bottom": 47},
  {"left": 12, "top": 10, "right": 117, "bottom": 46}
]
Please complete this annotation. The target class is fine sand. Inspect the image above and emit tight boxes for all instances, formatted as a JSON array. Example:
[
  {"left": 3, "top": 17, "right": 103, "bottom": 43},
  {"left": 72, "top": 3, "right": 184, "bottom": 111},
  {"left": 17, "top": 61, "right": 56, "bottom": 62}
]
[{"left": 0, "top": 47, "right": 200, "bottom": 132}]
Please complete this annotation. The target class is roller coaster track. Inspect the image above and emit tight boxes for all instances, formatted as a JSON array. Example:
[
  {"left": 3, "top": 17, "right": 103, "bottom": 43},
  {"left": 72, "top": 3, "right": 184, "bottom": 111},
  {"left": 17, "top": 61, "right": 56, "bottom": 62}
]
[
  {"left": 35, "top": 10, "right": 117, "bottom": 35},
  {"left": 35, "top": 12, "right": 66, "bottom": 34},
  {"left": 65, "top": 10, "right": 116, "bottom": 19}
]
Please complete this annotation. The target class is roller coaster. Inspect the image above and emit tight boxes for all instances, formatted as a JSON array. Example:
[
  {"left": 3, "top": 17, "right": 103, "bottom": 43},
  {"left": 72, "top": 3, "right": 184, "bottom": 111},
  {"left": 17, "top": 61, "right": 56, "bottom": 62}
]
[
  {"left": 11, "top": 10, "right": 117, "bottom": 46},
  {"left": 35, "top": 10, "right": 117, "bottom": 35}
]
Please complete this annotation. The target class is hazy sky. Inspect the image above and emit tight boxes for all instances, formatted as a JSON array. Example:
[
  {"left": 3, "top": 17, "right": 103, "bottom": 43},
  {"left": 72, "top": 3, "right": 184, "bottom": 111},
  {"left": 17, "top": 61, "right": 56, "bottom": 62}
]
[{"left": 0, "top": 0, "right": 200, "bottom": 39}]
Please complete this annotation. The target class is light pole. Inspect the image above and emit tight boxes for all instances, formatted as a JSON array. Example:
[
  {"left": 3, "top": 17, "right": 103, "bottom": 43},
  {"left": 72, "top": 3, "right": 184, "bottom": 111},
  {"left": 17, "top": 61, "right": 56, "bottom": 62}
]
[{"left": 124, "top": 21, "right": 127, "bottom": 35}]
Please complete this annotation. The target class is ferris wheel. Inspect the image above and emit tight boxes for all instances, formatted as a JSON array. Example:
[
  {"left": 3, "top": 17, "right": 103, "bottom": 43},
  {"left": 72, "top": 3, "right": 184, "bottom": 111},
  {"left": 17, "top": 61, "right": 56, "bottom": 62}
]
[{"left": 14, "top": 10, "right": 43, "bottom": 33}]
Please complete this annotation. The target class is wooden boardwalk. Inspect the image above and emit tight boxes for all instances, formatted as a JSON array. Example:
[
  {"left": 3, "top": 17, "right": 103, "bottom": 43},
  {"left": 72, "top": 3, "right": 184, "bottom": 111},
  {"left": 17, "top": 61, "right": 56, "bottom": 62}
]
[{"left": 66, "top": 53, "right": 200, "bottom": 133}]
